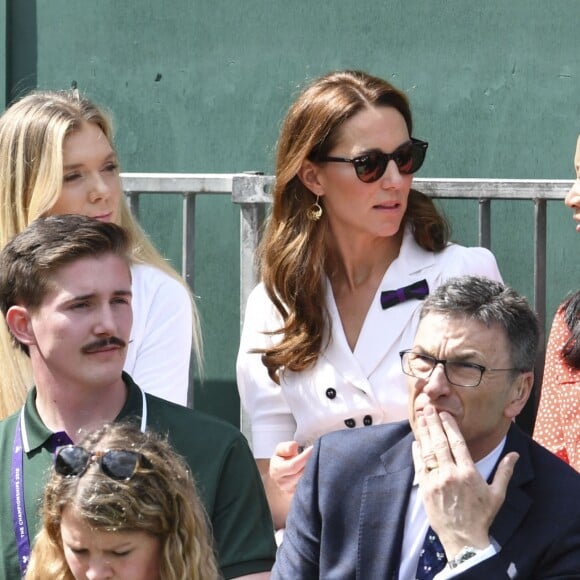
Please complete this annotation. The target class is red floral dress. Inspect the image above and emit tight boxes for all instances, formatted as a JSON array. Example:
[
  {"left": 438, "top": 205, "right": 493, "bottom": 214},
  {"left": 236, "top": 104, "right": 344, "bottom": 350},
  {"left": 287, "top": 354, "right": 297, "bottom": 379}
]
[{"left": 533, "top": 306, "right": 580, "bottom": 471}]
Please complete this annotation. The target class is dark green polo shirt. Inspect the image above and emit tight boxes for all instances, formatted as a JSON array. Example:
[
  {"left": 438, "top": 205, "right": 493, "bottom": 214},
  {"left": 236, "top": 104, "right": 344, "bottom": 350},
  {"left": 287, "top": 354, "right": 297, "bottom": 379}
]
[{"left": 0, "top": 373, "right": 276, "bottom": 579}]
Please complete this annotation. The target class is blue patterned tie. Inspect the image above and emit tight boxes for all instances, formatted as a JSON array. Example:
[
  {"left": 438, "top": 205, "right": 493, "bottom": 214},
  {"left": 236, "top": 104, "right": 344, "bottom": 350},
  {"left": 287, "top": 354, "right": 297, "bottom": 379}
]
[{"left": 415, "top": 526, "right": 447, "bottom": 579}]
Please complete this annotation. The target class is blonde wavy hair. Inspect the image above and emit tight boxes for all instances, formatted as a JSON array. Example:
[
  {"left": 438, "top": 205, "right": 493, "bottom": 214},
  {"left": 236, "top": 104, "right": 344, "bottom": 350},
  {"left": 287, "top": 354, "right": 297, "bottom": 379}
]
[
  {"left": 258, "top": 70, "right": 449, "bottom": 383},
  {"left": 26, "top": 421, "right": 220, "bottom": 580},
  {"left": 0, "top": 90, "right": 202, "bottom": 417}
]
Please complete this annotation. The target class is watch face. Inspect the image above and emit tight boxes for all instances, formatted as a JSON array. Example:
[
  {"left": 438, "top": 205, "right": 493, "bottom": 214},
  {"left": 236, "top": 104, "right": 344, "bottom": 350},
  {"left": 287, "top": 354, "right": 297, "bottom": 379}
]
[{"left": 449, "top": 546, "right": 479, "bottom": 568}]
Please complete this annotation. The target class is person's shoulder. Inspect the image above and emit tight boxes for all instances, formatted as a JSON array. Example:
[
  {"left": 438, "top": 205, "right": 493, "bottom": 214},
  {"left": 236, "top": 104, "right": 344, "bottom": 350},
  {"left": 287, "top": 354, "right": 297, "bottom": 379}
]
[
  {"left": 434, "top": 242, "right": 501, "bottom": 279},
  {"left": 0, "top": 409, "right": 20, "bottom": 436},
  {"left": 130, "top": 264, "right": 190, "bottom": 313},
  {"left": 246, "top": 281, "right": 269, "bottom": 305},
  {"left": 144, "top": 393, "right": 245, "bottom": 446},
  {"left": 131, "top": 263, "right": 188, "bottom": 294},
  {"left": 131, "top": 262, "right": 168, "bottom": 281},
  {"left": 243, "top": 282, "right": 282, "bottom": 325},
  {"left": 510, "top": 425, "right": 580, "bottom": 493},
  {"left": 524, "top": 439, "right": 580, "bottom": 534},
  {"left": 438, "top": 242, "right": 495, "bottom": 260},
  {"left": 527, "top": 434, "right": 580, "bottom": 484},
  {"left": 311, "top": 422, "right": 413, "bottom": 482},
  {"left": 319, "top": 420, "right": 411, "bottom": 451},
  {"left": 0, "top": 411, "right": 20, "bottom": 457},
  {"left": 0, "top": 408, "right": 22, "bottom": 431},
  {"left": 547, "top": 303, "right": 569, "bottom": 337}
]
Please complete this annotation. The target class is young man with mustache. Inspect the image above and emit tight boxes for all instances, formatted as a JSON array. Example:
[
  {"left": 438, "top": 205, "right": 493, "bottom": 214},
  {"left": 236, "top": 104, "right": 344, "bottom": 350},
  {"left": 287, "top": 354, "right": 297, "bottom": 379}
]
[{"left": 0, "top": 215, "right": 275, "bottom": 579}]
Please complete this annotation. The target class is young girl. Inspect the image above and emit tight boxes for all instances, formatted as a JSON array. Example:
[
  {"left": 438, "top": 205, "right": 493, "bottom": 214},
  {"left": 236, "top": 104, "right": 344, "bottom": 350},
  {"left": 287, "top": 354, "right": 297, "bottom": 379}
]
[{"left": 26, "top": 422, "right": 219, "bottom": 580}]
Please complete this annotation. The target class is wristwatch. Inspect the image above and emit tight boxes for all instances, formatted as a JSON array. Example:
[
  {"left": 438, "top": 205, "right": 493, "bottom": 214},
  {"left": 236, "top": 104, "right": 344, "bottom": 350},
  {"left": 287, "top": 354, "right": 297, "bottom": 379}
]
[{"left": 448, "top": 546, "right": 481, "bottom": 569}]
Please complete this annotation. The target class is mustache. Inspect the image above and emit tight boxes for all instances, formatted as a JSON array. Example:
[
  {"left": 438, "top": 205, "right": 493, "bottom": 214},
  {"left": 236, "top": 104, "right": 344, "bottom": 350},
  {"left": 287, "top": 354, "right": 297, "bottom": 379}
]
[{"left": 81, "top": 336, "right": 127, "bottom": 354}]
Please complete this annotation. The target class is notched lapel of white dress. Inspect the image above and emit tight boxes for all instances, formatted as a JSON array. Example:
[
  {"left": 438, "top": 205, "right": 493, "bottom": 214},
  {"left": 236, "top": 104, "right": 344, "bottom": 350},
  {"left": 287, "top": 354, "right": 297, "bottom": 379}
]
[
  {"left": 353, "top": 229, "right": 438, "bottom": 379},
  {"left": 322, "top": 275, "right": 370, "bottom": 392},
  {"left": 357, "top": 432, "right": 415, "bottom": 579}
]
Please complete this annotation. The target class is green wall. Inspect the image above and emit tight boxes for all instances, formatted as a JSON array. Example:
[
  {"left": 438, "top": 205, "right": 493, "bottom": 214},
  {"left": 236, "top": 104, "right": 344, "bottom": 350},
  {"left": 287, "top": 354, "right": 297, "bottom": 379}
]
[{"left": 5, "top": 1, "right": 580, "bottom": 426}]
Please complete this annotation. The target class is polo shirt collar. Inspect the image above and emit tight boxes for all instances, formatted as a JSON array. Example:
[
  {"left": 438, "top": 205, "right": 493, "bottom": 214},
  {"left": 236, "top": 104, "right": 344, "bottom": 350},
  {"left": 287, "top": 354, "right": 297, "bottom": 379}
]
[
  {"left": 116, "top": 372, "right": 145, "bottom": 421},
  {"left": 22, "top": 372, "right": 143, "bottom": 452},
  {"left": 21, "top": 388, "right": 53, "bottom": 453}
]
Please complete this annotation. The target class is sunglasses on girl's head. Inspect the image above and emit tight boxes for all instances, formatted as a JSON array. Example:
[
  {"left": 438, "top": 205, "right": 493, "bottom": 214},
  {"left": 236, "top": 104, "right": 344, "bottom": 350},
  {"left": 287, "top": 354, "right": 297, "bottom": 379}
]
[
  {"left": 55, "top": 445, "right": 151, "bottom": 481},
  {"left": 317, "top": 138, "right": 428, "bottom": 183}
]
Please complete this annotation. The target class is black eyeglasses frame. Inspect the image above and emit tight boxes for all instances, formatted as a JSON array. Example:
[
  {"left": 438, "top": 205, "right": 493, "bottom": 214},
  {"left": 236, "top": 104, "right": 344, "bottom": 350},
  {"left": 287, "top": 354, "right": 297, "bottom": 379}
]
[{"left": 399, "top": 349, "right": 525, "bottom": 388}]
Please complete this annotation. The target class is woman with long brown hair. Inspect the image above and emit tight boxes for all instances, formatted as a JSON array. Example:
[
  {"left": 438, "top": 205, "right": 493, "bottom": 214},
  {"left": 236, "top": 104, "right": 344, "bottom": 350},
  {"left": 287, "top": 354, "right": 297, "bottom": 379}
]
[{"left": 237, "top": 70, "right": 503, "bottom": 529}]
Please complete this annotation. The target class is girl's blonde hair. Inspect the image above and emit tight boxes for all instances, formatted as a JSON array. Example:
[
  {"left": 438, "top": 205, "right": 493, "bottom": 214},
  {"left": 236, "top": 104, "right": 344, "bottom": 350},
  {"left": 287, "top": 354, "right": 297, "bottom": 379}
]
[
  {"left": 26, "top": 421, "right": 220, "bottom": 580},
  {"left": 0, "top": 90, "right": 202, "bottom": 417}
]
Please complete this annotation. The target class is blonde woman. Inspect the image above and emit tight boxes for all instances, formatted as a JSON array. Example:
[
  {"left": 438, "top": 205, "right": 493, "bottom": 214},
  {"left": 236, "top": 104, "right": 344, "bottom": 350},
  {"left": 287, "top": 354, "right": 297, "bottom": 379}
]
[
  {"left": 26, "top": 421, "right": 219, "bottom": 580},
  {"left": 0, "top": 90, "right": 201, "bottom": 416}
]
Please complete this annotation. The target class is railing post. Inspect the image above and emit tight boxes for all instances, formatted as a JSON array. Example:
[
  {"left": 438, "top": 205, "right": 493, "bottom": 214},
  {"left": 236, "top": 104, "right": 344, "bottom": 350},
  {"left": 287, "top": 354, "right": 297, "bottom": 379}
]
[
  {"left": 240, "top": 206, "right": 262, "bottom": 307},
  {"left": 183, "top": 192, "right": 196, "bottom": 409},
  {"left": 534, "top": 198, "right": 547, "bottom": 357},
  {"left": 126, "top": 192, "right": 140, "bottom": 219},
  {"left": 526, "top": 197, "right": 548, "bottom": 433},
  {"left": 478, "top": 199, "right": 491, "bottom": 249},
  {"left": 182, "top": 193, "right": 196, "bottom": 290},
  {"left": 233, "top": 173, "right": 269, "bottom": 442}
]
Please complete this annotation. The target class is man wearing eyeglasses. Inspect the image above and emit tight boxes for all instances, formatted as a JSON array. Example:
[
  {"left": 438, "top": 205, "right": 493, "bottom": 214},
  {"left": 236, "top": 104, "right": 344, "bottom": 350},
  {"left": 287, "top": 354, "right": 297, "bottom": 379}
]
[
  {"left": 0, "top": 215, "right": 275, "bottom": 580},
  {"left": 273, "top": 275, "right": 580, "bottom": 579}
]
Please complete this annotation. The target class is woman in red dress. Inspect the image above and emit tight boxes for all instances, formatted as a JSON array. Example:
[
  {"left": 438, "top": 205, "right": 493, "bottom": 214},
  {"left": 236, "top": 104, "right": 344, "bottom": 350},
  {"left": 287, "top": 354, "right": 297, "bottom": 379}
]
[{"left": 533, "top": 134, "right": 580, "bottom": 471}]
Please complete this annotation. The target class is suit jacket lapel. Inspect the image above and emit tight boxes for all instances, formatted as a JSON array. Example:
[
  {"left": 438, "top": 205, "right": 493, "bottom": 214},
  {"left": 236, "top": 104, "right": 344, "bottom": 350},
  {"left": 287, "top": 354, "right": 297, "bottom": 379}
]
[
  {"left": 358, "top": 430, "right": 415, "bottom": 579},
  {"left": 356, "top": 425, "right": 534, "bottom": 579},
  {"left": 356, "top": 425, "right": 534, "bottom": 580},
  {"left": 489, "top": 425, "right": 534, "bottom": 546}
]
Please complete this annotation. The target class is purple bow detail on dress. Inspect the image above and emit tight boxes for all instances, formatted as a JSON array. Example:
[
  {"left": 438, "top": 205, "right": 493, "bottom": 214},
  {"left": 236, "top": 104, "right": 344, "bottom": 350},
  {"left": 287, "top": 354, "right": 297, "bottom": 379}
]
[{"left": 380, "top": 279, "right": 429, "bottom": 310}]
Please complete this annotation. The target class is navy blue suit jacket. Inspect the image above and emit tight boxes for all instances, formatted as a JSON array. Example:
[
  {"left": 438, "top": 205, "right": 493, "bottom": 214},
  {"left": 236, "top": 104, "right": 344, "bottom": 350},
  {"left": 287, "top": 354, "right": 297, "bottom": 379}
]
[{"left": 273, "top": 422, "right": 580, "bottom": 579}]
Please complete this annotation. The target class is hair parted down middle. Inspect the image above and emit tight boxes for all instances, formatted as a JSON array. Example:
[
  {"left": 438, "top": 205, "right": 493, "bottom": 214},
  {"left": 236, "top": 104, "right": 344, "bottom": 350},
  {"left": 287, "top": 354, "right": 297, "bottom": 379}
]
[
  {"left": 256, "top": 70, "right": 449, "bottom": 383},
  {"left": 0, "top": 89, "right": 203, "bottom": 419},
  {"left": 25, "top": 421, "right": 220, "bottom": 580}
]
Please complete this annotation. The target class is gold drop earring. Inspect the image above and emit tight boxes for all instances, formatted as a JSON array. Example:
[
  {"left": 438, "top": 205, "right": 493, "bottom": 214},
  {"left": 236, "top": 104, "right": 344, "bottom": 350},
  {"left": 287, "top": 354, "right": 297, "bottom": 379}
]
[{"left": 306, "top": 195, "right": 323, "bottom": 221}]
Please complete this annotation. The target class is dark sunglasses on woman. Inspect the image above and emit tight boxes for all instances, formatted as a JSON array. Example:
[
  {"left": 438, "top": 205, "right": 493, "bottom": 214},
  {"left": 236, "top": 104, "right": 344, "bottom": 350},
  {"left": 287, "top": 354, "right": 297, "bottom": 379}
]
[
  {"left": 316, "top": 138, "right": 428, "bottom": 183},
  {"left": 55, "top": 445, "right": 152, "bottom": 481}
]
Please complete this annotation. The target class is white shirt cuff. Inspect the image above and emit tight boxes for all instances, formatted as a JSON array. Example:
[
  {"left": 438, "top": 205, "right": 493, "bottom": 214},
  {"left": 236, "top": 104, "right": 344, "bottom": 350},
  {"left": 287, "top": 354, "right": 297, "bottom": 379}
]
[{"left": 434, "top": 544, "right": 497, "bottom": 579}]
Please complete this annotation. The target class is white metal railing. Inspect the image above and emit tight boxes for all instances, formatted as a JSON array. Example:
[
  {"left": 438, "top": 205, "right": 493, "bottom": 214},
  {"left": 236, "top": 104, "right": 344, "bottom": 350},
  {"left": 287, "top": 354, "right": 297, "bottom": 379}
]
[
  {"left": 122, "top": 173, "right": 236, "bottom": 291},
  {"left": 121, "top": 173, "right": 573, "bottom": 433},
  {"left": 231, "top": 175, "right": 572, "bottom": 340}
]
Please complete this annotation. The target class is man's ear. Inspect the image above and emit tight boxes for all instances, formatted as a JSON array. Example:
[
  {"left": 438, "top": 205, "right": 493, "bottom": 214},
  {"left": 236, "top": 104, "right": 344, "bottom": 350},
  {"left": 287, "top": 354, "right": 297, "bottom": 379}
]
[
  {"left": 5, "top": 305, "right": 36, "bottom": 348},
  {"left": 297, "top": 160, "right": 326, "bottom": 197},
  {"left": 504, "top": 371, "right": 534, "bottom": 420}
]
